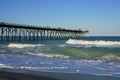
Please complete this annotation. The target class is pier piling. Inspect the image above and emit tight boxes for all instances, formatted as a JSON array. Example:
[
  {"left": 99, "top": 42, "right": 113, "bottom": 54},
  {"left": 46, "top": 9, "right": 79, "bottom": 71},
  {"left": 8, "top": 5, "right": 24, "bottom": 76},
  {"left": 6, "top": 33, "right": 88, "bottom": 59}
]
[{"left": 0, "top": 22, "right": 88, "bottom": 42}]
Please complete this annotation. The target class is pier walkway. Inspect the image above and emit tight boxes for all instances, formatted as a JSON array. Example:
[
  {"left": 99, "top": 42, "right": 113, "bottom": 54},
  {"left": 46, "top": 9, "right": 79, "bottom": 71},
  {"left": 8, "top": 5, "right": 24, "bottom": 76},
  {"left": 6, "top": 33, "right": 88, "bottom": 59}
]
[{"left": 0, "top": 22, "right": 88, "bottom": 42}]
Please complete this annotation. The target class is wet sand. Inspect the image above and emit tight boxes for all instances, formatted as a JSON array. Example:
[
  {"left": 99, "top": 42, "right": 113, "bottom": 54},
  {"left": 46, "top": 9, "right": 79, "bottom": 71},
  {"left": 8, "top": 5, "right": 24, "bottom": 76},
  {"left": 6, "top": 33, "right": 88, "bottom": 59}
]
[
  {"left": 0, "top": 70, "right": 120, "bottom": 80},
  {"left": 0, "top": 71, "right": 57, "bottom": 80}
]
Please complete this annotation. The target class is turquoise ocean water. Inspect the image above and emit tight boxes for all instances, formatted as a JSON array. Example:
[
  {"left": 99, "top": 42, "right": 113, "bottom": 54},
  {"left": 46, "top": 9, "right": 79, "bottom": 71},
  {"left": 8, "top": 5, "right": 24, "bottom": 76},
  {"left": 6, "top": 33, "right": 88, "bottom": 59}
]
[{"left": 0, "top": 36, "right": 120, "bottom": 79}]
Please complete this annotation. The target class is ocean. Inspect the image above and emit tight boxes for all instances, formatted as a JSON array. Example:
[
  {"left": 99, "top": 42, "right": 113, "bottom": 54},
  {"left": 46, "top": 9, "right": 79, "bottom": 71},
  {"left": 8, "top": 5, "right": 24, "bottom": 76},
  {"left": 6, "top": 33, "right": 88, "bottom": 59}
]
[{"left": 0, "top": 36, "right": 120, "bottom": 80}]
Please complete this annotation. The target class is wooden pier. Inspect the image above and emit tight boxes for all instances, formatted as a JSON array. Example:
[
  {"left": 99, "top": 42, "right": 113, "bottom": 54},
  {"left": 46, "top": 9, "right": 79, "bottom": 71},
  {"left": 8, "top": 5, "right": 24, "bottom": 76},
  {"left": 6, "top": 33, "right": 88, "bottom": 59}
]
[{"left": 0, "top": 22, "right": 88, "bottom": 42}]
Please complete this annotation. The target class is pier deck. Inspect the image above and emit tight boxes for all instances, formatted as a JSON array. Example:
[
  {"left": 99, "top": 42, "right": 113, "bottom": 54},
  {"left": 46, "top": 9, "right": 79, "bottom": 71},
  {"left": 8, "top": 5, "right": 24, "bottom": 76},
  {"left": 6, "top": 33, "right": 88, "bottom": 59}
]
[{"left": 0, "top": 22, "right": 88, "bottom": 42}]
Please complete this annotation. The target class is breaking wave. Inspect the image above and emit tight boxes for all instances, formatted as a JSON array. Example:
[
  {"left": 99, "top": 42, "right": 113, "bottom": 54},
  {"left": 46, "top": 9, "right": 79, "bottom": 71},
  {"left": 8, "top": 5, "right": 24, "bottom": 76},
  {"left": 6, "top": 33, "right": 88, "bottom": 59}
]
[
  {"left": 26, "top": 52, "right": 69, "bottom": 58},
  {"left": 98, "top": 53, "right": 120, "bottom": 61},
  {"left": 8, "top": 43, "right": 44, "bottom": 48},
  {"left": 0, "top": 64, "right": 13, "bottom": 68},
  {"left": 66, "top": 39, "right": 120, "bottom": 47}
]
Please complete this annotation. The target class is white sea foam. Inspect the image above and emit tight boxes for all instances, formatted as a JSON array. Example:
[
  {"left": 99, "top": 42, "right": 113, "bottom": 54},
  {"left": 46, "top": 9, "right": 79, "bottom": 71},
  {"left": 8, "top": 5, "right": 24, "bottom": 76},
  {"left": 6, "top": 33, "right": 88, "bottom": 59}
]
[
  {"left": 100, "top": 54, "right": 120, "bottom": 61},
  {"left": 66, "top": 39, "right": 120, "bottom": 47},
  {"left": 0, "top": 64, "right": 13, "bottom": 68},
  {"left": 58, "top": 44, "right": 66, "bottom": 47},
  {"left": 26, "top": 52, "right": 69, "bottom": 58},
  {"left": 16, "top": 66, "right": 68, "bottom": 70},
  {"left": 8, "top": 43, "right": 44, "bottom": 48},
  {"left": 94, "top": 73, "right": 112, "bottom": 76}
]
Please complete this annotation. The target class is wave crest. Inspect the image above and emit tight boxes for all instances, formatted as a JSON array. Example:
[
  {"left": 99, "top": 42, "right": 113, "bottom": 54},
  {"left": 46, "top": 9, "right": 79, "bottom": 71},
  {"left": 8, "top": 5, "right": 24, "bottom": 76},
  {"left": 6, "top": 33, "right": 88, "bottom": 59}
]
[
  {"left": 99, "top": 54, "right": 120, "bottom": 61},
  {"left": 66, "top": 39, "right": 120, "bottom": 47},
  {"left": 26, "top": 52, "right": 69, "bottom": 58},
  {"left": 8, "top": 43, "right": 44, "bottom": 48}
]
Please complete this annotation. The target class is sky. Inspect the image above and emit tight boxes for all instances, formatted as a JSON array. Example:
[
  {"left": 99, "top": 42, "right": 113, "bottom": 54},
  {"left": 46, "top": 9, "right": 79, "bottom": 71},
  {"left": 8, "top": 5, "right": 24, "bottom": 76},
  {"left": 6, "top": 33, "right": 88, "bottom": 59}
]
[{"left": 0, "top": 0, "right": 120, "bottom": 36}]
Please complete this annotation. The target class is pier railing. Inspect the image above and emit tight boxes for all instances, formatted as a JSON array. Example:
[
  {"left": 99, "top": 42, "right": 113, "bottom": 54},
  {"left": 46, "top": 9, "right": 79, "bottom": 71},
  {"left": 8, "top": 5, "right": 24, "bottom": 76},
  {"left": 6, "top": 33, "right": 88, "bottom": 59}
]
[{"left": 0, "top": 22, "right": 88, "bottom": 42}]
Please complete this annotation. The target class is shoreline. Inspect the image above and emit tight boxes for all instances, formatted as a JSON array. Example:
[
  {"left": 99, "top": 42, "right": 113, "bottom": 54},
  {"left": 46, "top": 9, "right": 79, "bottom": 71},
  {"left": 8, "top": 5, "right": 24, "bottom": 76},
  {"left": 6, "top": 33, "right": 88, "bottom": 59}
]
[
  {"left": 0, "top": 68, "right": 120, "bottom": 80},
  {"left": 0, "top": 71, "right": 57, "bottom": 80}
]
